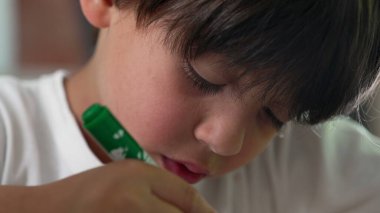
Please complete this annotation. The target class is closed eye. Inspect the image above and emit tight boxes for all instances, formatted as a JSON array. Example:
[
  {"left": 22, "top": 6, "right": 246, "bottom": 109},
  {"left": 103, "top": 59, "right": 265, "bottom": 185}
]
[
  {"left": 182, "top": 60, "right": 225, "bottom": 95},
  {"left": 263, "top": 107, "right": 284, "bottom": 130}
]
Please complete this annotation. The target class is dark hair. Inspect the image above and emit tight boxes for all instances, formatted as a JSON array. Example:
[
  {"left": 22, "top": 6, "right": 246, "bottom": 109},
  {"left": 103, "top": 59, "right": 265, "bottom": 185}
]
[{"left": 113, "top": 0, "right": 380, "bottom": 124}]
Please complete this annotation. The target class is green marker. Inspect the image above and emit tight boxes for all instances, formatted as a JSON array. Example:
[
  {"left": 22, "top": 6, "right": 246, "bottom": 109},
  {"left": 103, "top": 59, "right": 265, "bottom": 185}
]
[{"left": 82, "top": 103, "right": 156, "bottom": 165}]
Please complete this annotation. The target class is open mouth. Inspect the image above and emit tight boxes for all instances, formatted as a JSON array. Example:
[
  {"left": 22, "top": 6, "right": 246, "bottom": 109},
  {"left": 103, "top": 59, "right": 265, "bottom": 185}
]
[{"left": 161, "top": 156, "right": 208, "bottom": 184}]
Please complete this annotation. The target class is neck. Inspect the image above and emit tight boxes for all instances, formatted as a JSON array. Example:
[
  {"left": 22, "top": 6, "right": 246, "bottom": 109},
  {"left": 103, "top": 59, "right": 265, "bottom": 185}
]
[{"left": 65, "top": 60, "right": 111, "bottom": 163}]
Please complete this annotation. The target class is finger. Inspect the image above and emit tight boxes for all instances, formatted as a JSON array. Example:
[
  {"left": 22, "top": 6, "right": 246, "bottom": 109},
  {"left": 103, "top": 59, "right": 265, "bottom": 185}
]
[
  {"left": 106, "top": 160, "right": 215, "bottom": 212},
  {"left": 148, "top": 170, "right": 215, "bottom": 213},
  {"left": 146, "top": 194, "right": 183, "bottom": 213}
]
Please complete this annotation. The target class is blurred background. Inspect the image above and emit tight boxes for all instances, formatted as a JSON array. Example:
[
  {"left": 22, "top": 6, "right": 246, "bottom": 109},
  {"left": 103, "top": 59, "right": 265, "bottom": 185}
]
[
  {"left": 0, "top": 0, "right": 94, "bottom": 75},
  {"left": 0, "top": 0, "right": 380, "bottom": 136}
]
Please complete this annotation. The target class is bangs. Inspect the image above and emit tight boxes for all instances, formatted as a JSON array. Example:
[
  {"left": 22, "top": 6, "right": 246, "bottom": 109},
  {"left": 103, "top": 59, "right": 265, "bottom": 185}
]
[{"left": 115, "top": 0, "right": 380, "bottom": 124}]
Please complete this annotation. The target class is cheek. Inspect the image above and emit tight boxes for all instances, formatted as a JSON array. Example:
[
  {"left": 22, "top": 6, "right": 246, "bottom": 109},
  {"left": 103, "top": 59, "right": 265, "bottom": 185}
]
[
  {"left": 100, "top": 64, "right": 194, "bottom": 152},
  {"left": 131, "top": 93, "right": 202, "bottom": 157},
  {"left": 128, "top": 94, "right": 190, "bottom": 150},
  {"left": 95, "top": 23, "right": 199, "bottom": 155}
]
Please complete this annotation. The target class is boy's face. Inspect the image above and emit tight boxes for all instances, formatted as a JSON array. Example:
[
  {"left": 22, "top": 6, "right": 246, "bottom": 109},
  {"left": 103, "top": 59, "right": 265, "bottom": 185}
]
[{"left": 84, "top": 10, "right": 288, "bottom": 183}]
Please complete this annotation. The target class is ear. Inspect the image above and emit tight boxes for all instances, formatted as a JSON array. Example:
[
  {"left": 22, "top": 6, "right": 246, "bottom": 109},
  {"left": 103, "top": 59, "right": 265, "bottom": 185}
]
[{"left": 80, "top": 0, "right": 113, "bottom": 28}]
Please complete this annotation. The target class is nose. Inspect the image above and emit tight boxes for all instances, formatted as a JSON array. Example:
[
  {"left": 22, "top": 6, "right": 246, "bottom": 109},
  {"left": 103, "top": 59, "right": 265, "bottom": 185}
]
[{"left": 194, "top": 110, "right": 246, "bottom": 156}]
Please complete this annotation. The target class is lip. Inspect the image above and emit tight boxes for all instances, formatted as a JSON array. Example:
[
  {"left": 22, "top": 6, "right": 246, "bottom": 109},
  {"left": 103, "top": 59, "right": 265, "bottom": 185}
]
[{"left": 161, "top": 156, "right": 208, "bottom": 184}]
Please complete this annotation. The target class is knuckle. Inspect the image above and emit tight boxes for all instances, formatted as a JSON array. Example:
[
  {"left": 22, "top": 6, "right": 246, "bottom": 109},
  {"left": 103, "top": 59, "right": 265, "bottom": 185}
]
[
  {"left": 182, "top": 186, "right": 199, "bottom": 211},
  {"left": 113, "top": 160, "right": 149, "bottom": 176},
  {"left": 182, "top": 186, "right": 215, "bottom": 213}
]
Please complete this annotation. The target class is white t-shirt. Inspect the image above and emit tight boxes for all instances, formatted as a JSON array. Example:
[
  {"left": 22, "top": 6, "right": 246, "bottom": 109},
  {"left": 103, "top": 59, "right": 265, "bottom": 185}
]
[
  {"left": 0, "top": 70, "right": 102, "bottom": 185},
  {"left": 1, "top": 71, "right": 380, "bottom": 213}
]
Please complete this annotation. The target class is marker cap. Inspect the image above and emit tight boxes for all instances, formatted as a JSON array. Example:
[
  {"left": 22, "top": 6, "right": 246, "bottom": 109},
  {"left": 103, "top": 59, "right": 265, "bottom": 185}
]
[{"left": 82, "top": 103, "right": 156, "bottom": 165}]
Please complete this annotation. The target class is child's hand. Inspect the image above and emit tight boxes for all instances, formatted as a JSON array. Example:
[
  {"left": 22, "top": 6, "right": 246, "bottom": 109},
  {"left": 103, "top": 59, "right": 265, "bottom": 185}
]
[{"left": 38, "top": 160, "right": 216, "bottom": 213}]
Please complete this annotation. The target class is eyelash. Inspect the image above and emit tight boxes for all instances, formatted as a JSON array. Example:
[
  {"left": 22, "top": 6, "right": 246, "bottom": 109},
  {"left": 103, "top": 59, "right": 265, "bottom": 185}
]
[
  {"left": 182, "top": 60, "right": 283, "bottom": 129},
  {"left": 182, "top": 61, "right": 223, "bottom": 95},
  {"left": 263, "top": 107, "right": 284, "bottom": 130}
]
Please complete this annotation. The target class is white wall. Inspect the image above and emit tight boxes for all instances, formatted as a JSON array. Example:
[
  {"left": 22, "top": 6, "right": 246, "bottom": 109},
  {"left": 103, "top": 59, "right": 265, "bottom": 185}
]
[{"left": 0, "top": 0, "right": 18, "bottom": 74}]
